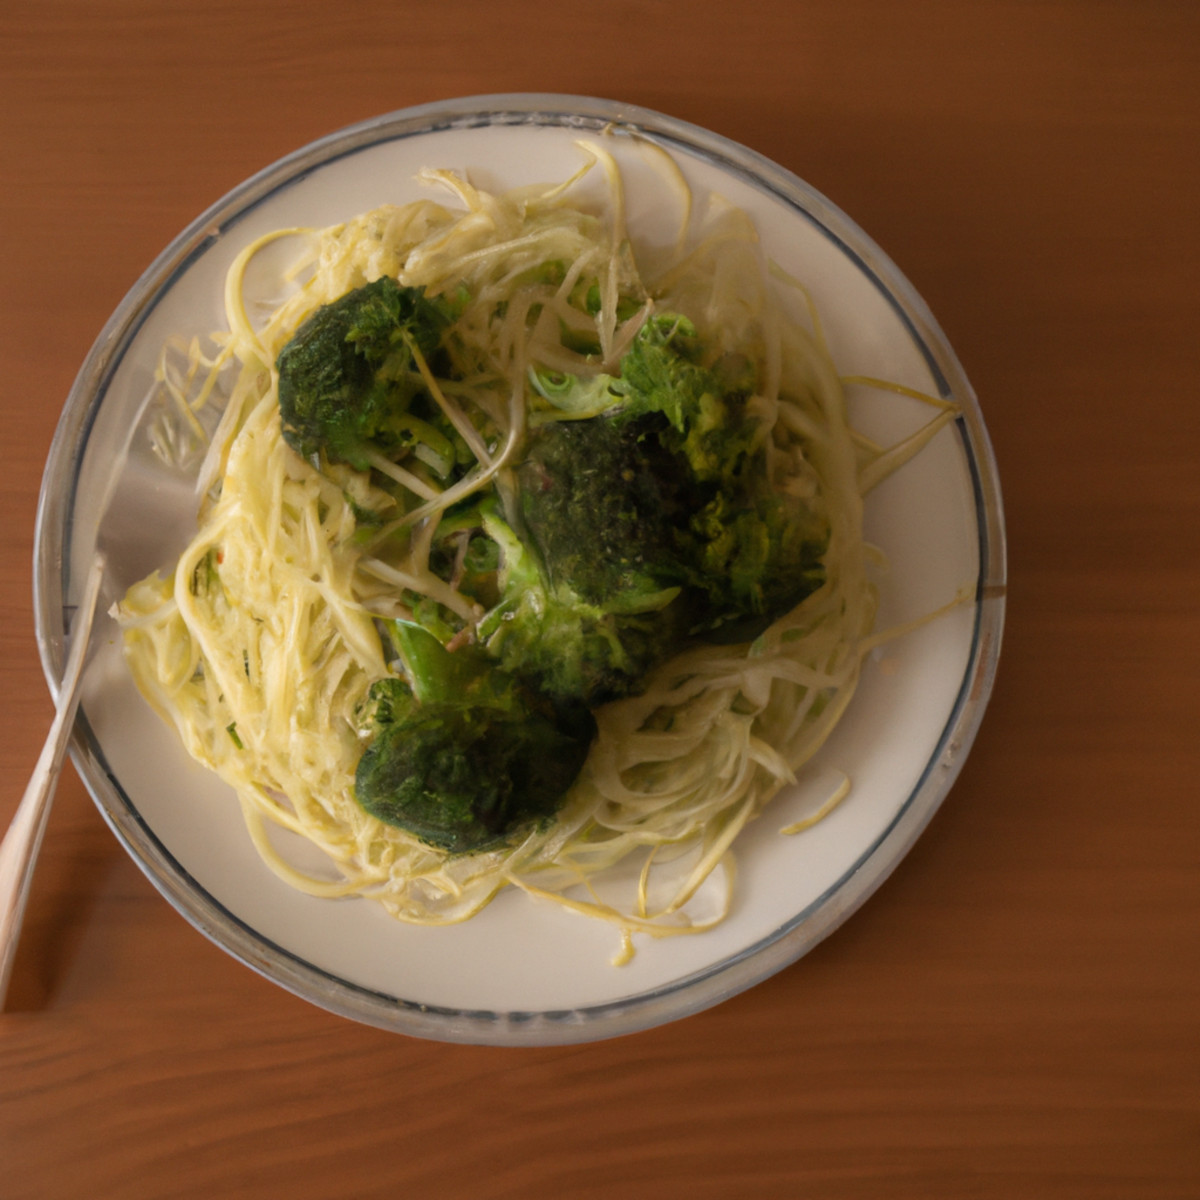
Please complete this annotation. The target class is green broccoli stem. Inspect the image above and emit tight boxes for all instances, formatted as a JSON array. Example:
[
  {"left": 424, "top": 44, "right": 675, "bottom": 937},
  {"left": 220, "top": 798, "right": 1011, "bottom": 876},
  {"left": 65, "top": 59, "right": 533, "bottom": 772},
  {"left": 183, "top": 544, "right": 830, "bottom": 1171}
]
[{"left": 390, "top": 619, "right": 473, "bottom": 705}]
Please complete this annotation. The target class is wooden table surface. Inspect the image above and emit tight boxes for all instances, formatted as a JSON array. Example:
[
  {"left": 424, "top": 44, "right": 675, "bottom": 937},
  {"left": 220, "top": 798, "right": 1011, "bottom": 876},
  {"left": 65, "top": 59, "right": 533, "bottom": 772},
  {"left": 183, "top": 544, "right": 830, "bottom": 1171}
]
[{"left": 2, "top": 3, "right": 1197, "bottom": 1197}]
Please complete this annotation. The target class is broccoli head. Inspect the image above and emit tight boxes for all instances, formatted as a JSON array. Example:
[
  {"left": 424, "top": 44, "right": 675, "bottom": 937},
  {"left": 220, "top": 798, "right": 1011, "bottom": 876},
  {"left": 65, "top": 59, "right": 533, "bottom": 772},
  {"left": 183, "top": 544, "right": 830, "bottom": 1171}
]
[
  {"left": 276, "top": 277, "right": 454, "bottom": 471},
  {"left": 477, "top": 498, "right": 685, "bottom": 708},
  {"left": 464, "top": 311, "right": 831, "bottom": 705},
  {"left": 678, "top": 477, "right": 828, "bottom": 642},
  {"left": 612, "top": 314, "right": 828, "bottom": 638},
  {"left": 354, "top": 622, "right": 595, "bottom": 854},
  {"left": 613, "top": 314, "right": 760, "bottom": 484},
  {"left": 516, "top": 409, "right": 696, "bottom": 605},
  {"left": 497, "top": 314, "right": 828, "bottom": 664}
]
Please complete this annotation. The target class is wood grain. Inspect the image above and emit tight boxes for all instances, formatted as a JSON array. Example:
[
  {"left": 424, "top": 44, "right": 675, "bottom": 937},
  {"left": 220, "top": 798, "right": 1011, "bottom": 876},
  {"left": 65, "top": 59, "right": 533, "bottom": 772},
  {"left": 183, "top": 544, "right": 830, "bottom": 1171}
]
[{"left": 1, "top": 2, "right": 1197, "bottom": 1197}]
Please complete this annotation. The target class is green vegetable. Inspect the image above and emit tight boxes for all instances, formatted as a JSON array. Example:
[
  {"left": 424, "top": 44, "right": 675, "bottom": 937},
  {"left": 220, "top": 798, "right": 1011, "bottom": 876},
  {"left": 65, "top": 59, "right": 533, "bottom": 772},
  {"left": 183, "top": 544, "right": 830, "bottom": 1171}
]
[
  {"left": 503, "top": 314, "right": 828, "bottom": 654},
  {"left": 276, "top": 277, "right": 455, "bottom": 471},
  {"left": 613, "top": 314, "right": 746, "bottom": 480},
  {"left": 355, "top": 622, "right": 595, "bottom": 853},
  {"left": 617, "top": 315, "right": 826, "bottom": 634},
  {"left": 681, "top": 471, "right": 828, "bottom": 641},
  {"left": 478, "top": 500, "right": 683, "bottom": 708},
  {"left": 517, "top": 409, "right": 693, "bottom": 607}
]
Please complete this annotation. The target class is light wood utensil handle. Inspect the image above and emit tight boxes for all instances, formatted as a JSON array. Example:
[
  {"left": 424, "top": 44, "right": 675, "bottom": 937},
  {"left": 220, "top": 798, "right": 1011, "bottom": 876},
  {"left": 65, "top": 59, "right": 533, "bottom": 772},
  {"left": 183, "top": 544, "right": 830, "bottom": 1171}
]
[{"left": 0, "top": 553, "right": 107, "bottom": 1009}]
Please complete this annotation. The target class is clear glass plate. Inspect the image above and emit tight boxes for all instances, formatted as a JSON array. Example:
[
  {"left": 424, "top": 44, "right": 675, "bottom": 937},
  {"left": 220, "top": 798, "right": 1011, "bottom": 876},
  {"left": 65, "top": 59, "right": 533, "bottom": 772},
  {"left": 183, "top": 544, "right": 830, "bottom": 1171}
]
[{"left": 34, "top": 94, "right": 1006, "bottom": 1044}]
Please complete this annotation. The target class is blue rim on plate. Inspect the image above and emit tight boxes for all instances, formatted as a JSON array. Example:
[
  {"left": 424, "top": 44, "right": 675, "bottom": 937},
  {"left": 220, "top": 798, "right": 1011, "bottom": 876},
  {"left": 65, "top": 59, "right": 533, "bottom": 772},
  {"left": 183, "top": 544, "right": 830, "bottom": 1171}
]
[{"left": 34, "top": 94, "right": 1006, "bottom": 1044}]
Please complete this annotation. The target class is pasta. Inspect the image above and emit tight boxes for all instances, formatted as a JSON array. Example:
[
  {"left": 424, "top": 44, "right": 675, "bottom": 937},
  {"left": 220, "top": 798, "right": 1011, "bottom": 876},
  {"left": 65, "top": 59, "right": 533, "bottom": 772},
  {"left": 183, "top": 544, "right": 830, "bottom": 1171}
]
[{"left": 117, "top": 139, "right": 952, "bottom": 959}]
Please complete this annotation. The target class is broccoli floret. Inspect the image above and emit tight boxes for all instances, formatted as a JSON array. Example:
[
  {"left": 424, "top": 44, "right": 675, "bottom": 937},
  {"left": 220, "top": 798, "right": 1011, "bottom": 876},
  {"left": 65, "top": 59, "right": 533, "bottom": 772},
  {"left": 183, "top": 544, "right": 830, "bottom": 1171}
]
[
  {"left": 276, "top": 277, "right": 455, "bottom": 471},
  {"left": 517, "top": 409, "right": 695, "bottom": 605},
  {"left": 680, "top": 479, "right": 828, "bottom": 641},
  {"left": 612, "top": 314, "right": 828, "bottom": 638},
  {"left": 497, "top": 316, "right": 827, "bottom": 666},
  {"left": 477, "top": 502, "right": 682, "bottom": 707},
  {"left": 613, "top": 314, "right": 759, "bottom": 484},
  {"left": 472, "top": 313, "right": 829, "bottom": 701},
  {"left": 355, "top": 622, "right": 594, "bottom": 854}
]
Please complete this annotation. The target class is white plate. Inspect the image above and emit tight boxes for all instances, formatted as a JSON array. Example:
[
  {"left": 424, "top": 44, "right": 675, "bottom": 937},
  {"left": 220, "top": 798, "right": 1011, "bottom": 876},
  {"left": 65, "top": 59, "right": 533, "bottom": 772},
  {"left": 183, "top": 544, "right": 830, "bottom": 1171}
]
[{"left": 35, "top": 95, "right": 1005, "bottom": 1044}]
